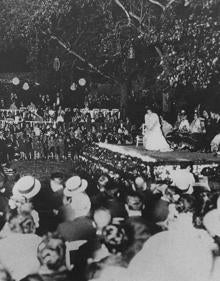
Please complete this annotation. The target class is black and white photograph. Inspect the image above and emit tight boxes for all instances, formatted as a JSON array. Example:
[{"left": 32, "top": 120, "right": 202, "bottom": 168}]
[{"left": 0, "top": 0, "right": 220, "bottom": 280}]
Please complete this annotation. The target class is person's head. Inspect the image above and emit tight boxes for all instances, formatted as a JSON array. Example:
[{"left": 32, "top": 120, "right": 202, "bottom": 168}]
[
  {"left": 102, "top": 222, "right": 133, "bottom": 254},
  {"left": 97, "top": 175, "right": 110, "bottom": 192},
  {"left": 180, "top": 162, "right": 192, "bottom": 171},
  {"left": 145, "top": 105, "right": 153, "bottom": 114},
  {"left": 125, "top": 191, "right": 144, "bottom": 212},
  {"left": 50, "top": 172, "right": 64, "bottom": 192},
  {"left": 93, "top": 207, "right": 112, "bottom": 231},
  {"left": 193, "top": 112, "right": 199, "bottom": 120},
  {"left": 202, "top": 110, "right": 209, "bottom": 119},
  {"left": 134, "top": 176, "right": 147, "bottom": 192},
  {"left": 37, "top": 233, "right": 65, "bottom": 271},
  {"left": 7, "top": 207, "right": 37, "bottom": 234}
]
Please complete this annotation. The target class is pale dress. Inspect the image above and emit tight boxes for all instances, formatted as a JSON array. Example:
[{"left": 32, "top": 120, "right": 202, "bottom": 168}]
[{"left": 143, "top": 113, "right": 171, "bottom": 152}]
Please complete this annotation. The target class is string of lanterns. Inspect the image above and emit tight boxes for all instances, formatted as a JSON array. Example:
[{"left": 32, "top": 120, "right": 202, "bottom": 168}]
[
  {"left": 70, "top": 78, "right": 86, "bottom": 91},
  {"left": 12, "top": 76, "right": 87, "bottom": 92}
]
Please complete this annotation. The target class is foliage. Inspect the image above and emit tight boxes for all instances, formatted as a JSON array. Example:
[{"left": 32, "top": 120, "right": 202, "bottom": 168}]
[{"left": 0, "top": 0, "right": 220, "bottom": 95}]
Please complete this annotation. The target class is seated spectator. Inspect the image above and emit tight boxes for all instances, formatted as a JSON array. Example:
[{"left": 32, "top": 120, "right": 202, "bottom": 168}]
[{"left": 190, "top": 111, "right": 205, "bottom": 134}]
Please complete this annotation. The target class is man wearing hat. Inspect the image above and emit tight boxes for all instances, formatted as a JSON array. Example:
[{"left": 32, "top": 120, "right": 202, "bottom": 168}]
[{"left": 13, "top": 173, "right": 64, "bottom": 235}]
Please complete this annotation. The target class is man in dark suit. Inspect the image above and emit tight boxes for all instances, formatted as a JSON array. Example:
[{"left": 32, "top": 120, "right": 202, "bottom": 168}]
[{"left": 32, "top": 172, "right": 65, "bottom": 235}]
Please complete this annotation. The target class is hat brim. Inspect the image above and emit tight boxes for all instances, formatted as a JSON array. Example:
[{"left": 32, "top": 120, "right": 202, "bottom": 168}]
[
  {"left": 13, "top": 179, "right": 41, "bottom": 199},
  {"left": 64, "top": 179, "right": 88, "bottom": 197},
  {"left": 193, "top": 183, "right": 211, "bottom": 192}
]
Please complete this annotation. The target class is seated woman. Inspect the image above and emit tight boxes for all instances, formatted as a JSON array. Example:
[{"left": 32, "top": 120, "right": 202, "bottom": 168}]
[
  {"left": 166, "top": 110, "right": 191, "bottom": 149},
  {"left": 188, "top": 111, "right": 207, "bottom": 151},
  {"left": 143, "top": 106, "right": 171, "bottom": 152}
]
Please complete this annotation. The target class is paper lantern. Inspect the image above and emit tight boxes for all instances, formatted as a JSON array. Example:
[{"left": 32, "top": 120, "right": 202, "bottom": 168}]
[
  {"left": 79, "top": 78, "right": 86, "bottom": 86},
  {"left": 12, "top": 77, "right": 20, "bottom": 85},
  {"left": 128, "top": 45, "right": 135, "bottom": 59},
  {"left": 53, "top": 57, "right": 61, "bottom": 72},
  {"left": 70, "top": 82, "right": 77, "bottom": 91},
  {"left": 23, "top": 82, "right": 29, "bottom": 91}
]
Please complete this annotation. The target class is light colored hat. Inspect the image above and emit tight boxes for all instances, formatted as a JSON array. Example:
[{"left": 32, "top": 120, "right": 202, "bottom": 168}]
[
  {"left": 170, "top": 170, "right": 194, "bottom": 194},
  {"left": 70, "top": 192, "right": 91, "bottom": 216},
  {"left": 134, "top": 177, "right": 147, "bottom": 190},
  {"left": 203, "top": 209, "right": 220, "bottom": 237},
  {"left": 64, "top": 176, "right": 88, "bottom": 197},
  {"left": 193, "top": 176, "right": 211, "bottom": 192},
  {"left": 13, "top": 176, "right": 41, "bottom": 199}
]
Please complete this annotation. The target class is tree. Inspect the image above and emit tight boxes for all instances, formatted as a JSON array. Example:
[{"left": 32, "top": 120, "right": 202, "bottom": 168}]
[{"left": 0, "top": 0, "right": 220, "bottom": 113}]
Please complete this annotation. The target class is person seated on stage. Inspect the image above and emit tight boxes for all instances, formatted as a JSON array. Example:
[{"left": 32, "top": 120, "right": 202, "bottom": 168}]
[
  {"left": 210, "top": 133, "right": 220, "bottom": 153},
  {"left": 190, "top": 110, "right": 206, "bottom": 134},
  {"left": 178, "top": 110, "right": 190, "bottom": 134},
  {"left": 167, "top": 110, "right": 190, "bottom": 149}
]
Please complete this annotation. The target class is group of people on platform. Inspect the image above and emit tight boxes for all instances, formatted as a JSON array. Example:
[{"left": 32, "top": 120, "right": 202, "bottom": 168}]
[{"left": 143, "top": 105, "right": 220, "bottom": 153}]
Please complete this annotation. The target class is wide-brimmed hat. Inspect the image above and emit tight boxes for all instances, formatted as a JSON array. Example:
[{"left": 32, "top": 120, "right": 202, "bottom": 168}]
[
  {"left": 193, "top": 176, "right": 211, "bottom": 192},
  {"left": 13, "top": 176, "right": 41, "bottom": 199},
  {"left": 170, "top": 170, "right": 194, "bottom": 194},
  {"left": 64, "top": 176, "right": 88, "bottom": 197},
  {"left": 203, "top": 209, "right": 220, "bottom": 237}
]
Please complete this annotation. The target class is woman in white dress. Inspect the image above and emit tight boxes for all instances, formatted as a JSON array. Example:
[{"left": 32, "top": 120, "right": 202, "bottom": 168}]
[{"left": 143, "top": 106, "right": 171, "bottom": 151}]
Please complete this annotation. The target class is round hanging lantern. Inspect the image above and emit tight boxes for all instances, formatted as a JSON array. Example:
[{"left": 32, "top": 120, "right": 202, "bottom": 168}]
[
  {"left": 12, "top": 77, "right": 20, "bottom": 86},
  {"left": 53, "top": 57, "right": 61, "bottom": 72},
  {"left": 23, "top": 82, "right": 29, "bottom": 91},
  {"left": 79, "top": 78, "right": 86, "bottom": 86},
  {"left": 70, "top": 82, "right": 77, "bottom": 91},
  {"left": 128, "top": 45, "right": 135, "bottom": 59}
]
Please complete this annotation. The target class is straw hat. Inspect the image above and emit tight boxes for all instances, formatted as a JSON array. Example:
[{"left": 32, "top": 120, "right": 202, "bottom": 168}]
[
  {"left": 203, "top": 209, "right": 220, "bottom": 237},
  {"left": 170, "top": 170, "right": 194, "bottom": 194},
  {"left": 193, "top": 176, "right": 211, "bottom": 192},
  {"left": 12, "top": 176, "right": 41, "bottom": 199},
  {"left": 64, "top": 176, "right": 88, "bottom": 197}
]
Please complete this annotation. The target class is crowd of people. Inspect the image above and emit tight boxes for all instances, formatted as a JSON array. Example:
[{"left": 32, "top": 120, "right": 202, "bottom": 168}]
[
  {"left": 144, "top": 106, "right": 220, "bottom": 153},
  {"left": 0, "top": 161, "right": 220, "bottom": 281},
  {"left": 0, "top": 94, "right": 220, "bottom": 281},
  {"left": 0, "top": 96, "right": 137, "bottom": 164}
]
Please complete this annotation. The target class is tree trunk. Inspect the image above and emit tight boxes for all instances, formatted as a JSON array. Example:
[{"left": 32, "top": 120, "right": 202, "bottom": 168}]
[{"left": 120, "top": 82, "right": 128, "bottom": 120}]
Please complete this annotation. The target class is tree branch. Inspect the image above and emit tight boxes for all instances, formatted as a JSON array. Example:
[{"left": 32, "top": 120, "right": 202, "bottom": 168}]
[
  {"left": 114, "top": 0, "right": 131, "bottom": 26},
  {"left": 50, "top": 35, "right": 116, "bottom": 83},
  {"left": 148, "top": 0, "right": 177, "bottom": 11},
  {"left": 166, "top": 0, "right": 177, "bottom": 8},
  {"left": 148, "top": 0, "right": 165, "bottom": 11}
]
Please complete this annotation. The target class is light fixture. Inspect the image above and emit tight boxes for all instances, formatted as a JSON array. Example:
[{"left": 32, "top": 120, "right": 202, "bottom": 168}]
[
  {"left": 70, "top": 82, "right": 77, "bottom": 91},
  {"left": 79, "top": 78, "right": 86, "bottom": 86},
  {"left": 12, "top": 77, "right": 20, "bottom": 85},
  {"left": 23, "top": 82, "right": 29, "bottom": 91},
  {"left": 128, "top": 45, "right": 135, "bottom": 59}
]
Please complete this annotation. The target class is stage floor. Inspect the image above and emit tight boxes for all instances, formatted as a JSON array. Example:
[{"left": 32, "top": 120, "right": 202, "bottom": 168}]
[{"left": 98, "top": 143, "right": 220, "bottom": 165}]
